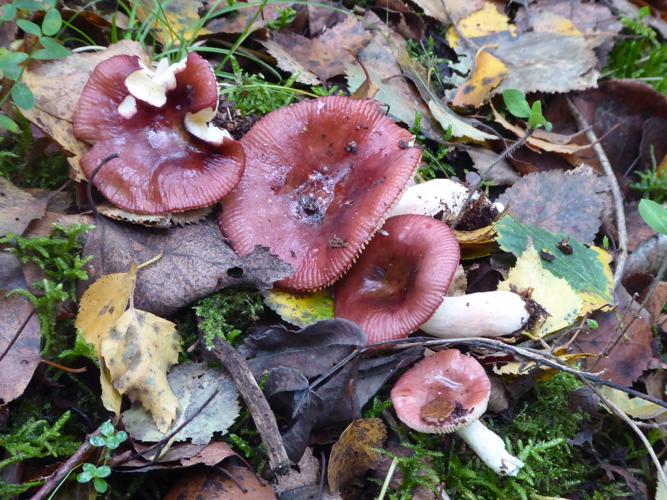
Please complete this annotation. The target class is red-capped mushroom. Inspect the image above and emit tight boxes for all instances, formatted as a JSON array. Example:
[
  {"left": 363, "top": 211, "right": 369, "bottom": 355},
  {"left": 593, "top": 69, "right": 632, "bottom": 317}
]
[
  {"left": 74, "top": 53, "right": 245, "bottom": 215},
  {"left": 335, "top": 215, "right": 529, "bottom": 344},
  {"left": 218, "top": 96, "right": 421, "bottom": 291},
  {"left": 391, "top": 349, "right": 524, "bottom": 476}
]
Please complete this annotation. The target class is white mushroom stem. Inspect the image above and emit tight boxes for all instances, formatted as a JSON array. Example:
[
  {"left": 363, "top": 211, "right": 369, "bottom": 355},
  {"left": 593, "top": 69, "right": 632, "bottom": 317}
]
[
  {"left": 456, "top": 420, "right": 524, "bottom": 476},
  {"left": 421, "top": 291, "right": 529, "bottom": 338}
]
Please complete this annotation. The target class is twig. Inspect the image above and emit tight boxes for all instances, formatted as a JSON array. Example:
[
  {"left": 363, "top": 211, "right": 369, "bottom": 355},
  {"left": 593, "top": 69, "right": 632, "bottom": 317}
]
[
  {"left": 566, "top": 98, "right": 628, "bottom": 287},
  {"left": 378, "top": 457, "right": 398, "bottom": 500},
  {"left": 30, "top": 429, "right": 101, "bottom": 500},
  {"left": 589, "top": 380, "right": 667, "bottom": 491},
  {"left": 204, "top": 333, "right": 291, "bottom": 475},
  {"left": 452, "top": 129, "right": 533, "bottom": 229}
]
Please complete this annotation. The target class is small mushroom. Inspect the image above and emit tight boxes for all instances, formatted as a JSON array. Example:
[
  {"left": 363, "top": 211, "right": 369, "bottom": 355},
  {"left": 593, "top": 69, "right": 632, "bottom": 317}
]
[
  {"left": 335, "top": 215, "right": 530, "bottom": 344},
  {"left": 391, "top": 349, "right": 524, "bottom": 476},
  {"left": 219, "top": 96, "right": 421, "bottom": 290},
  {"left": 74, "top": 53, "right": 245, "bottom": 215}
]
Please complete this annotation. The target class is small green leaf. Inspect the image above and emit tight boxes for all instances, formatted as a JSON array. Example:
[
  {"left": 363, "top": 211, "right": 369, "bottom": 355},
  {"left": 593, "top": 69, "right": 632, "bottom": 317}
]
[
  {"left": 115, "top": 430, "right": 128, "bottom": 443},
  {"left": 586, "top": 319, "right": 599, "bottom": 330},
  {"left": 77, "top": 471, "right": 93, "bottom": 483},
  {"left": 89, "top": 435, "right": 106, "bottom": 447},
  {"left": 32, "top": 36, "right": 69, "bottom": 60},
  {"left": 95, "top": 465, "right": 111, "bottom": 478},
  {"left": 11, "top": 83, "right": 34, "bottom": 110},
  {"left": 503, "top": 89, "right": 531, "bottom": 118},
  {"left": 41, "top": 9, "right": 61, "bottom": 36},
  {"left": 0, "top": 4, "right": 17, "bottom": 21},
  {"left": 0, "top": 113, "right": 19, "bottom": 133},
  {"left": 93, "top": 478, "right": 109, "bottom": 493},
  {"left": 16, "top": 19, "right": 41, "bottom": 36},
  {"left": 638, "top": 198, "right": 667, "bottom": 235},
  {"left": 100, "top": 420, "right": 115, "bottom": 436},
  {"left": 528, "top": 100, "right": 553, "bottom": 131},
  {"left": 13, "top": 0, "right": 45, "bottom": 11},
  {"left": 105, "top": 436, "right": 121, "bottom": 449},
  {"left": 82, "top": 463, "right": 97, "bottom": 474}
]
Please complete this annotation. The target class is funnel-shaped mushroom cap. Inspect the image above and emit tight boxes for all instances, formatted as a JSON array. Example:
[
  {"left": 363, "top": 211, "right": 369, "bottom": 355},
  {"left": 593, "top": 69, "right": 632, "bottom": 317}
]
[
  {"left": 335, "top": 215, "right": 460, "bottom": 345},
  {"left": 74, "top": 53, "right": 245, "bottom": 215},
  {"left": 391, "top": 349, "right": 490, "bottom": 433},
  {"left": 219, "top": 96, "right": 421, "bottom": 290}
]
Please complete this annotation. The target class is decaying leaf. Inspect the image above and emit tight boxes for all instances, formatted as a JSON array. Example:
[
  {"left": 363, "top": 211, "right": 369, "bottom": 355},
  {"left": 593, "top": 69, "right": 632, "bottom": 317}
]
[
  {"left": 328, "top": 419, "right": 387, "bottom": 493},
  {"left": 0, "top": 293, "right": 41, "bottom": 405},
  {"left": 453, "top": 224, "right": 498, "bottom": 260},
  {"left": 102, "top": 309, "right": 181, "bottom": 433},
  {"left": 118, "top": 441, "right": 237, "bottom": 471},
  {"left": 599, "top": 387, "right": 667, "bottom": 419},
  {"left": 164, "top": 465, "right": 276, "bottom": 500},
  {"left": 263, "top": 16, "right": 371, "bottom": 83},
  {"left": 498, "top": 167, "right": 609, "bottom": 244},
  {"left": 467, "top": 146, "right": 520, "bottom": 185},
  {"left": 409, "top": 0, "right": 483, "bottom": 23},
  {"left": 263, "top": 289, "right": 334, "bottom": 328},
  {"left": 452, "top": 49, "right": 507, "bottom": 108},
  {"left": 21, "top": 41, "right": 149, "bottom": 181},
  {"left": 122, "top": 362, "right": 239, "bottom": 444},
  {"left": 498, "top": 245, "right": 581, "bottom": 337},
  {"left": 82, "top": 219, "right": 292, "bottom": 317},
  {"left": 206, "top": 2, "right": 287, "bottom": 34},
  {"left": 137, "top": 0, "right": 209, "bottom": 45},
  {"left": 0, "top": 178, "right": 47, "bottom": 237},
  {"left": 495, "top": 216, "right": 614, "bottom": 313}
]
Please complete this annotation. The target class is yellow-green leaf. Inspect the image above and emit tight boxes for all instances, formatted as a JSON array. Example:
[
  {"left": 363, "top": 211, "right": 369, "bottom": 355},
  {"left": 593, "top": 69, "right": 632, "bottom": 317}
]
[{"left": 264, "top": 289, "right": 334, "bottom": 328}]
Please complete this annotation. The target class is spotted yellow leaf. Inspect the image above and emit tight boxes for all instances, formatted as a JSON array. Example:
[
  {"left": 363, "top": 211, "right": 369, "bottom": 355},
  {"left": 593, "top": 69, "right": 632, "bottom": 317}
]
[{"left": 453, "top": 49, "right": 508, "bottom": 107}]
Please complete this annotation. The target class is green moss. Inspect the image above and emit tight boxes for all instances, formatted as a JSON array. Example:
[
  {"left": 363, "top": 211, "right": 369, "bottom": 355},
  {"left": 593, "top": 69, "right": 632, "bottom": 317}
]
[{"left": 194, "top": 288, "right": 264, "bottom": 349}]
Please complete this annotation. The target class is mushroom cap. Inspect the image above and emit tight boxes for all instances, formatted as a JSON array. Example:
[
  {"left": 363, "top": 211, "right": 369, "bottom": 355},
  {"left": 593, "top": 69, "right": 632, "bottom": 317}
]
[
  {"left": 218, "top": 96, "right": 421, "bottom": 291},
  {"left": 74, "top": 53, "right": 245, "bottom": 215},
  {"left": 335, "top": 214, "right": 460, "bottom": 345},
  {"left": 391, "top": 349, "right": 491, "bottom": 434}
]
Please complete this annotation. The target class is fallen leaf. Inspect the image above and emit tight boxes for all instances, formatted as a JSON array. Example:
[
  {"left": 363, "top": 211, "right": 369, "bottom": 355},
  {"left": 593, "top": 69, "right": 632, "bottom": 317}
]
[
  {"left": 122, "top": 361, "right": 239, "bottom": 444},
  {"left": 206, "top": 2, "right": 287, "bottom": 34},
  {"left": 239, "top": 319, "right": 364, "bottom": 379},
  {"left": 137, "top": 0, "right": 209, "bottom": 45},
  {"left": 645, "top": 282, "right": 667, "bottom": 322},
  {"left": 308, "top": 1, "right": 347, "bottom": 34},
  {"left": 452, "top": 49, "right": 507, "bottom": 108},
  {"left": 409, "top": 0, "right": 483, "bottom": 23},
  {"left": 275, "top": 447, "right": 320, "bottom": 495},
  {"left": 263, "top": 16, "right": 371, "bottom": 83},
  {"left": 497, "top": 167, "right": 609, "bottom": 244},
  {"left": 453, "top": 224, "right": 499, "bottom": 260},
  {"left": 0, "top": 293, "right": 41, "bottom": 405},
  {"left": 82, "top": 219, "right": 292, "bottom": 317},
  {"left": 263, "top": 289, "right": 334, "bottom": 328},
  {"left": 21, "top": 41, "right": 149, "bottom": 181},
  {"left": 164, "top": 465, "right": 276, "bottom": 500},
  {"left": 328, "top": 419, "right": 387, "bottom": 493},
  {"left": 454, "top": 2, "right": 516, "bottom": 42},
  {"left": 625, "top": 201, "right": 657, "bottom": 252},
  {"left": 428, "top": 98, "right": 496, "bottom": 142},
  {"left": 573, "top": 287, "right": 655, "bottom": 385},
  {"left": 118, "top": 441, "right": 237, "bottom": 471},
  {"left": 102, "top": 309, "right": 181, "bottom": 433},
  {"left": 467, "top": 147, "right": 520, "bottom": 185},
  {"left": 495, "top": 215, "right": 614, "bottom": 313},
  {"left": 498, "top": 245, "right": 582, "bottom": 337},
  {"left": 0, "top": 253, "right": 26, "bottom": 292},
  {"left": 0, "top": 177, "right": 47, "bottom": 237},
  {"left": 599, "top": 387, "right": 667, "bottom": 419},
  {"left": 261, "top": 40, "right": 320, "bottom": 85}
]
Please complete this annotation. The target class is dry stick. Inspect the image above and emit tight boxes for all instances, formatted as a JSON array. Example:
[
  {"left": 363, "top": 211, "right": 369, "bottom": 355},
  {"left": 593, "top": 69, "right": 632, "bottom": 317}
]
[
  {"left": 565, "top": 98, "right": 628, "bottom": 287},
  {"left": 588, "top": 380, "right": 667, "bottom": 491},
  {"left": 206, "top": 335, "right": 291, "bottom": 475},
  {"left": 452, "top": 129, "right": 534, "bottom": 229},
  {"left": 30, "top": 428, "right": 101, "bottom": 500}
]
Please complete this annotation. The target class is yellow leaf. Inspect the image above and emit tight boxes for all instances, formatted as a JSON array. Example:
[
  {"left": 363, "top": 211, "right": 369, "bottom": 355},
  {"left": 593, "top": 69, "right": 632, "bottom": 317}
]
[
  {"left": 328, "top": 419, "right": 387, "bottom": 493},
  {"left": 579, "top": 246, "right": 614, "bottom": 315},
  {"left": 137, "top": 0, "right": 209, "bottom": 46},
  {"left": 600, "top": 387, "right": 667, "bottom": 420},
  {"left": 76, "top": 264, "right": 137, "bottom": 356},
  {"left": 264, "top": 289, "right": 334, "bottom": 328},
  {"left": 453, "top": 50, "right": 508, "bottom": 107},
  {"left": 454, "top": 224, "right": 498, "bottom": 259},
  {"left": 499, "top": 245, "right": 581, "bottom": 337},
  {"left": 531, "top": 12, "right": 582, "bottom": 36},
  {"left": 101, "top": 309, "right": 181, "bottom": 433},
  {"left": 458, "top": 3, "right": 516, "bottom": 40}
]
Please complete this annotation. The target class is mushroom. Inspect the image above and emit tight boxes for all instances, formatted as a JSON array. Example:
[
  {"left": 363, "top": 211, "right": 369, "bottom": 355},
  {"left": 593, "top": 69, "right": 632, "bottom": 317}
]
[
  {"left": 219, "top": 96, "right": 421, "bottom": 291},
  {"left": 74, "top": 53, "right": 245, "bottom": 215},
  {"left": 391, "top": 349, "right": 524, "bottom": 476},
  {"left": 335, "top": 215, "right": 530, "bottom": 344}
]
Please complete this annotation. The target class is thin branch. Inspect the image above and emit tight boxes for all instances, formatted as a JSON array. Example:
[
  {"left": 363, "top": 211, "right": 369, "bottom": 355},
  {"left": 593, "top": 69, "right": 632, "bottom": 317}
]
[
  {"left": 566, "top": 98, "right": 628, "bottom": 288},
  {"left": 452, "top": 129, "right": 533, "bottom": 229}
]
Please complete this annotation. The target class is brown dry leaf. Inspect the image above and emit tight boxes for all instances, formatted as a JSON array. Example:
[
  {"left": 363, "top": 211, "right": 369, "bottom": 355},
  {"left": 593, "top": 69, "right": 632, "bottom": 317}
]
[
  {"left": 206, "top": 2, "right": 287, "bottom": 34},
  {"left": 452, "top": 49, "right": 507, "bottom": 108},
  {"left": 164, "top": 466, "right": 276, "bottom": 500},
  {"left": 645, "top": 282, "right": 667, "bottom": 322},
  {"left": 453, "top": 225, "right": 498, "bottom": 260},
  {"left": 119, "top": 441, "right": 237, "bottom": 471},
  {"left": 573, "top": 287, "right": 655, "bottom": 386},
  {"left": 497, "top": 167, "right": 609, "bottom": 244},
  {"left": 328, "top": 418, "right": 387, "bottom": 493},
  {"left": 261, "top": 39, "right": 320, "bottom": 85},
  {"left": 410, "top": 0, "right": 484, "bottom": 23},
  {"left": 0, "top": 293, "right": 41, "bottom": 405},
  {"left": 82, "top": 219, "right": 292, "bottom": 317},
  {"left": 346, "top": 12, "right": 441, "bottom": 141},
  {"left": 101, "top": 309, "right": 181, "bottom": 433},
  {"left": 467, "top": 147, "right": 520, "bottom": 185},
  {"left": 308, "top": 1, "right": 347, "bottom": 34},
  {"left": 21, "top": 41, "right": 149, "bottom": 181},
  {"left": 0, "top": 178, "right": 47, "bottom": 237},
  {"left": 263, "top": 16, "right": 372, "bottom": 83},
  {"left": 137, "top": 0, "right": 209, "bottom": 45}
]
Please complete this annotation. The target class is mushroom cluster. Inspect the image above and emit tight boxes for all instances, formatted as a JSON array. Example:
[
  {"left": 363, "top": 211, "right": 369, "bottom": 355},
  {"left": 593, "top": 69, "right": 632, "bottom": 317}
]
[{"left": 74, "top": 53, "right": 245, "bottom": 215}]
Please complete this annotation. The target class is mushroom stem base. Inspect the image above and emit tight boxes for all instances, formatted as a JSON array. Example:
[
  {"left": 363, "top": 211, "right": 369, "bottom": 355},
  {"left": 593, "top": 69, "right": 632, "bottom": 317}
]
[{"left": 456, "top": 420, "right": 524, "bottom": 476}]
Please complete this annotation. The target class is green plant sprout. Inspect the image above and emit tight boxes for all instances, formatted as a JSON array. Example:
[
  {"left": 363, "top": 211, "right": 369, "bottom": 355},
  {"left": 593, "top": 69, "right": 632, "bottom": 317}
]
[
  {"left": 77, "top": 421, "right": 127, "bottom": 495},
  {"left": 638, "top": 198, "right": 667, "bottom": 235},
  {"left": 0, "top": 0, "right": 70, "bottom": 132},
  {"left": 410, "top": 112, "right": 456, "bottom": 179},
  {"left": 502, "top": 89, "right": 553, "bottom": 131}
]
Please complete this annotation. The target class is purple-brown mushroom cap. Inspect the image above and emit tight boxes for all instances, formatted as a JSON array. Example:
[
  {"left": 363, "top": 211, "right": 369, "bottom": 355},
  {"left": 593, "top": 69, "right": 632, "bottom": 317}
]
[
  {"left": 218, "top": 96, "right": 421, "bottom": 291},
  {"left": 335, "top": 214, "right": 460, "bottom": 345},
  {"left": 74, "top": 53, "right": 245, "bottom": 215}
]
